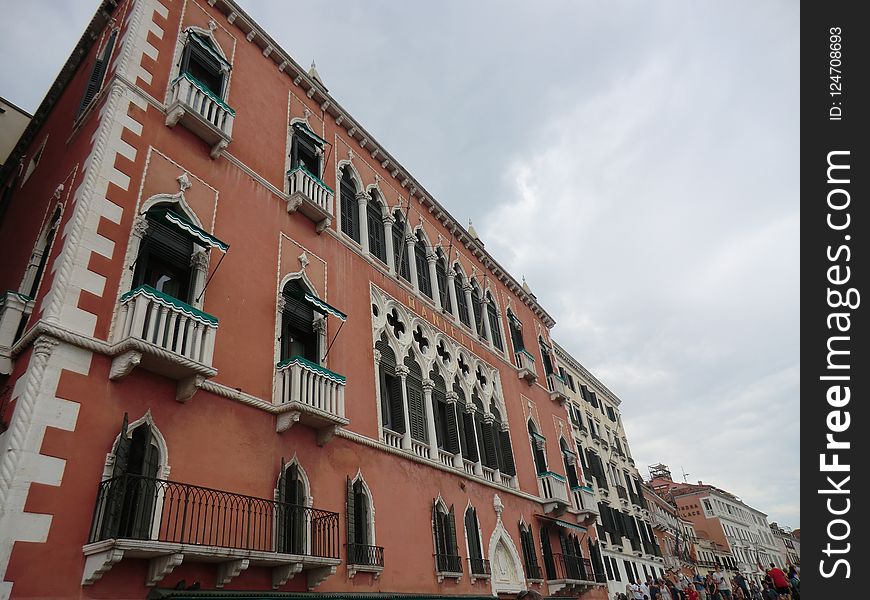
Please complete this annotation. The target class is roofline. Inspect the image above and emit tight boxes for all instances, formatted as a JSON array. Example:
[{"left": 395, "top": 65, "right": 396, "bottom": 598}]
[
  {"left": 551, "top": 341, "right": 621, "bottom": 406},
  {"left": 212, "top": 0, "right": 556, "bottom": 327},
  {"left": 0, "top": 96, "right": 33, "bottom": 118},
  {"left": 0, "top": 0, "right": 120, "bottom": 186}
]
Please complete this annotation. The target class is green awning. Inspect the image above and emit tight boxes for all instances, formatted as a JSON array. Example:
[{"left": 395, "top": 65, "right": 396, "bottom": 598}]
[
  {"left": 120, "top": 285, "right": 218, "bottom": 327},
  {"left": 530, "top": 431, "right": 547, "bottom": 443},
  {"left": 276, "top": 355, "right": 346, "bottom": 384},
  {"left": 163, "top": 210, "right": 229, "bottom": 252},
  {"left": 188, "top": 31, "right": 232, "bottom": 70},
  {"left": 293, "top": 122, "right": 327, "bottom": 147},
  {"left": 536, "top": 514, "right": 587, "bottom": 531},
  {"left": 302, "top": 291, "right": 347, "bottom": 321}
]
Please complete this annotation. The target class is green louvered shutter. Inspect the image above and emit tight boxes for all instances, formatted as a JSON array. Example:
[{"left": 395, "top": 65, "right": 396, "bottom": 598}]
[
  {"left": 276, "top": 459, "right": 287, "bottom": 552},
  {"left": 498, "top": 429, "right": 516, "bottom": 475},
  {"left": 406, "top": 382, "right": 427, "bottom": 442},
  {"left": 445, "top": 403, "right": 461, "bottom": 454},
  {"left": 100, "top": 413, "right": 130, "bottom": 540},
  {"left": 346, "top": 476, "right": 356, "bottom": 550},
  {"left": 481, "top": 422, "right": 498, "bottom": 469},
  {"left": 389, "top": 376, "right": 405, "bottom": 433},
  {"left": 462, "top": 412, "right": 478, "bottom": 462},
  {"left": 446, "top": 505, "right": 459, "bottom": 563}
]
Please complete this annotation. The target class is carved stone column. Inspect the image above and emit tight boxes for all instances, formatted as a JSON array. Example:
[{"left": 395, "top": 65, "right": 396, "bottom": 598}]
[
  {"left": 190, "top": 250, "right": 210, "bottom": 309},
  {"left": 446, "top": 271, "right": 459, "bottom": 321},
  {"left": 422, "top": 378, "right": 439, "bottom": 458},
  {"left": 382, "top": 214, "right": 395, "bottom": 276},
  {"left": 463, "top": 283, "right": 477, "bottom": 334},
  {"left": 395, "top": 365, "right": 412, "bottom": 450},
  {"left": 404, "top": 234, "right": 418, "bottom": 290},
  {"left": 426, "top": 252, "right": 441, "bottom": 310},
  {"left": 446, "top": 390, "right": 464, "bottom": 468},
  {"left": 356, "top": 192, "right": 370, "bottom": 254},
  {"left": 480, "top": 297, "right": 493, "bottom": 345}
]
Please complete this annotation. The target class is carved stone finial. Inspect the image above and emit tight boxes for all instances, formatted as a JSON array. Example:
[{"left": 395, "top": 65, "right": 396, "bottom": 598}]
[
  {"left": 304, "top": 107, "right": 312, "bottom": 119},
  {"left": 374, "top": 173, "right": 381, "bottom": 184},
  {"left": 53, "top": 184, "right": 64, "bottom": 200},
  {"left": 208, "top": 19, "right": 218, "bottom": 31},
  {"left": 177, "top": 172, "right": 191, "bottom": 192},
  {"left": 347, "top": 149, "right": 355, "bottom": 162},
  {"left": 298, "top": 252, "right": 310, "bottom": 270},
  {"left": 493, "top": 494, "right": 504, "bottom": 517}
]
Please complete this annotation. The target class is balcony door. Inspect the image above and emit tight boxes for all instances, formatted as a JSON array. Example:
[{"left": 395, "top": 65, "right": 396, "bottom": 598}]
[
  {"left": 280, "top": 280, "right": 318, "bottom": 363},
  {"left": 277, "top": 461, "right": 307, "bottom": 555},
  {"left": 133, "top": 204, "right": 194, "bottom": 303}
]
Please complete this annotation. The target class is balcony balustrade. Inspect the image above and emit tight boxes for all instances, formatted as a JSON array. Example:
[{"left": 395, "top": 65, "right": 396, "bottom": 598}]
[
  {"left": 546, "top": 554, "right": 599, "bottom": 594},
  {"left": 83, "top": 473, "right": 340, "bottom": 589},
  {"left": 275, "top": 356, "right": 348, "bottom": 445},
  {"left": 410, "top": 438, "right": 431, "bottom": 459},
  {"left": 382, "top": 428, "right": 402, "bottom": 449},
  {"left": 514, "top": 348, "right": 537, "bottom": 383},
  {"left": 286, "top": 166, "right": 335, "bottom": 233},
  {"left": 109, "top": 285, "right": 217, "bottom": 402},
  {"left": 347, "top": 543, "right": 384, "bottom": 579},
  {"left": 571, "top": 485, "right": 599, "bottom": 524},
  {"left": 0, "top": 291, "right": 32, "bottom": 375},
  {"left": 468, "top": 557, "right": 491, "bottom": 582},
  {"left": 435, "top": 553, "right": 463, "bottom": 582},
  {"left": 546, "top": 373, "right": 570, "bottom": 404},
  {"left": 165, "top": 72, "right": 235, "bottom": 158},
  {"left": 537, "top": 471, "right": 571, "bottom": 515}
]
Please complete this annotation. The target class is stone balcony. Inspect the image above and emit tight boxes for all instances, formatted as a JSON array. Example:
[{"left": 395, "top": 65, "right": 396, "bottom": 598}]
[
  {"left": 546, "top": 373, "right": 570, "bottom": 405},
  {"left": 109, "top": 285, "right": 217, "bottom": 402},
  {"left": 83, "top": 473, "right": 340, "bottom": 590},
  {"left": 274, "top": 356, "right": 348, "bottom": 445},
  {"left": 570, "top": 485, "right": 599, "bottom": 525},
  {"left": 537, "top": 471, "right": 571, "bottom": 515},
  {"left": 286, "top": 166, "right": 335, "bottom": 233},
  {"left": 513, "top": 348, "right": 537, "bottom": 383},
  {"left": 0, "top": 291, "right": 32, "bottom": 375},
  {"left": 165, "top": 72, "right": 235, "bottom": 158}
]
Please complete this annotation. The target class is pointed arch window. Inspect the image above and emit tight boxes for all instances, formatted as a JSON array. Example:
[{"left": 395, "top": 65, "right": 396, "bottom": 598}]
[
  {"left": 392, "top": 214, "right": 410, "bottom": 281},
  {"left": 465, "top": 506, "right": 489, "bottom": 577},
  {"left": 471, "top": 282, "right": 485, "bottom": 338},
  {"left": 376, "top": 337, "right": 404, "bottom": 434},
  {"left": 276, "top": 460, "right": 306, "bottom": 554},
  {"left": 347, "top": 476, "right": 382, "bottom": 568},
  {"left": 96, "top": 413, "right": 162, "bottom": 541},
  {"left": 528, "top": 421, "right": 548, "bottom": 475},
  {"left": 436, "top": 255, "right": 451, "bottom": 314},
  {"left": 290, "top": 123, "right": 322, "bottom": 177},
  {"left": 486, "top": 293, "right": 503, "bottom": 351},
  {"left": 404, "top": 354, "right": 427, "bottom": 442},
  {"left": 539, "top": 337, "right": 555, "bottom": 376},
  {"left": 454, "top": 268, "right": 470, "bottom": 326},
  {"left": 507, "top": 309, "right": 525, "bottom": 352},
  {"left": 367, "top": 194, "right": 387, "bottom": 263},
  {"left": 78, "top": 29, "right": 118, "bottom": 118},
  {"left": 133, "top": 204, "right": 195, "bottom": 303},
  {"left": 340, "top": 169, "right": 360, "bottom": 242},
  {"left": 519, "top": 522, "right": 542, "bottom": 580},
  {"left": 22, "top": 205, "right": 61, "bottom": 301},
  {"left": 431, "top": 368, "right": 460, "bottom": 454},
  {"left": 415, "top": 234, "right": 432, "bottom": 298},
  {"left": 433, "top": 501, "right": 461, "bottom": 575},
  {"left": 281, "top": 279, "right": 319, "bottom": 363}
]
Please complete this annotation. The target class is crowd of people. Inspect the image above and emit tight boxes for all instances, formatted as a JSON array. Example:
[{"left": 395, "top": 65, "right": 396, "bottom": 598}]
[{"left": 615, "top": 564, "right": 800, "bottom": 600}]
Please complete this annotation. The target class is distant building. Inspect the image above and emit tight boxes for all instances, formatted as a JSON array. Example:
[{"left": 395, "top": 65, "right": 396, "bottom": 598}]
[
  {"left": 0, "top": 96, "right": 31, "bottom": 169},
  {"left": 648, "top": 466, "right": 783, "bottom": 577},
  {"left": 643, "top": 481, "right": 698, "bottom": 578},
  {"left": 769, "top": 522, "right": 800, "bottom": 568}
]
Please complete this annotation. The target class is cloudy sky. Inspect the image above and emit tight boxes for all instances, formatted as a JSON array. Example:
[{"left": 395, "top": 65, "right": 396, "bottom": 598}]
[{"left": 0, "top": 2, "right": 799, "bottom": 528}]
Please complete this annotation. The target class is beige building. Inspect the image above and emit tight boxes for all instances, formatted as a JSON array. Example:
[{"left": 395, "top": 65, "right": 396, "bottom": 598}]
[{"left": 0, "top": 97, "right": 31, "bottom": 168}]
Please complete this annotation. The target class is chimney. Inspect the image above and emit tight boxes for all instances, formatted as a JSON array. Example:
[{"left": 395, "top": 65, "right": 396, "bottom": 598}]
[{"left": 698, "top": 480, "right": 703, "bottom": 485}]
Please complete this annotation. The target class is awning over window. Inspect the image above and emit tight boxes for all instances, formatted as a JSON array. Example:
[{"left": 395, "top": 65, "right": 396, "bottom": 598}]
[
  {"left": 535, "top": 514, "right": 587, "bottom": 532},
  {"left": 162, "top": 210, "right": 229, "bottom": 253},
  {"left": 187, "top": 30, "right": 232, "bottom": 70},
  {"left": 303, "top": 292, "right": 347, "bottom": 321},
  {"left": 293, "top": 122, "right": 327, "bottom": 147}
]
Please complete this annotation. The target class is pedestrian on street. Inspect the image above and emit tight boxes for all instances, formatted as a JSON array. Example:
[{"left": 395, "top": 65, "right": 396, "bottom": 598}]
[{"left": 766, "top": 564, "right": 790, "bottom": 598}]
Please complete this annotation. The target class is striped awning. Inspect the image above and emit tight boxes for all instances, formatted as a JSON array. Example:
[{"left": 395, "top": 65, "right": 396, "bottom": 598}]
[
  {"left": 535, "top": 514, "right": 587, "bottom": 531},
  {"left": 293, "top": 122, "right": 327, "bottom": 147},
  {"left": 163, "top": 210, "right": 229, "bottom": 252},
  {"left": 302, "top": 292, "right": 347, "bottom": 321},
  {"left": 188, "top": 31, "right": 232, "bottom": 69}
]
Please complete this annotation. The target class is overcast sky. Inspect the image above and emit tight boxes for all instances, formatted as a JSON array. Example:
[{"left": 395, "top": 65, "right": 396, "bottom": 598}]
[{"left": 0, "top": 1, "right": 799, "bottom": 528}]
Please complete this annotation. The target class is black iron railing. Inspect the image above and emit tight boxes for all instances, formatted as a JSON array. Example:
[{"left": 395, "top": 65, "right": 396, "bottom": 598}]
[
  {"left": 468, "top": 557, "right": 491, "bottom": 577},
  {"left": 548, "top": 553, "right": 592, "bottom": 582},
  {"left": 347, "top": 543, "right": 384, "bottom": 567},
  {"left": 88, "top": 473, "right": 340, "bottom": 558},
  {"left": 525, "top": 562, "right": 543, "bottom": 580},
  {"left": 616, "top": 485, "right": 628, "bottom": 501},
  {"left": 435, "top": 553, "right": 463, "bottom": 573}
]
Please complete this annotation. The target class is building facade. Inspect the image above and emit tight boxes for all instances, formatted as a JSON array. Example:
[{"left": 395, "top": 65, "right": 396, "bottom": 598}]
[
  {"left": 642, "top": 483, "right": 698, "bottom": 579},
  {"left": 769, "top": 523, "right": 800, "bottom": 569},
  {"left": 0, "top": 97, "right": 31, "bottom": 170},
  {"left": 648, "top": 468, "right": 783, "bottom": 579},
  {"left": 0, "top": 1, "right": 616, "bottom": 599},
  {"left": 552, "top": 343, "right": 667, "bottom": 597}
]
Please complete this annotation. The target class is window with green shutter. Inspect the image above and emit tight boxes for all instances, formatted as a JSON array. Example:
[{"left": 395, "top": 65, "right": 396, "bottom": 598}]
[
  {"left": 404, "top": 354, "right": 427, "bottom": 442},
  {"left": 415, "top": 235, "right": 432, "bottom": 298},
  {"left": 78, "top": 29, "right": 117, "bottom": 118},
  {"left": 454, "top": 269, "right": 470, "bottom": 326},
  {"left": 376, "top": 337, "right": 404, "bottom": 434},
  {"left": 340, "top": 169, "right": 360, "bottom": 242},
  {"left": 392, "top": 214, "right": 410, "bottom": 281},
  {"left": 367, "top": 195, "right": 386, "bottom": 263},
  {"left": 436, "top": 255, "right": 451, "bottom": 314},
  {"left": 486, "top": 293, "right": 503, "bottom": 351}
]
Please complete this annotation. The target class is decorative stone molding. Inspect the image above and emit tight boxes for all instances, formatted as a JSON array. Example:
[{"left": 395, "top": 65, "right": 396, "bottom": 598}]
[
  {"left": 81, "top": 547, "right": 125, "bottom": 585},
  {"left": 307, "top": 565, "right": 337, "bottom": 590},
  {"left": 216, "top": 558, "right": 249, "bottom": 588},
  {"left": 108, "top": 349, "right": 142, "bottom": 380},
  {"left": 272, "top": 563, "right": 303, "bottom": 589}
]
